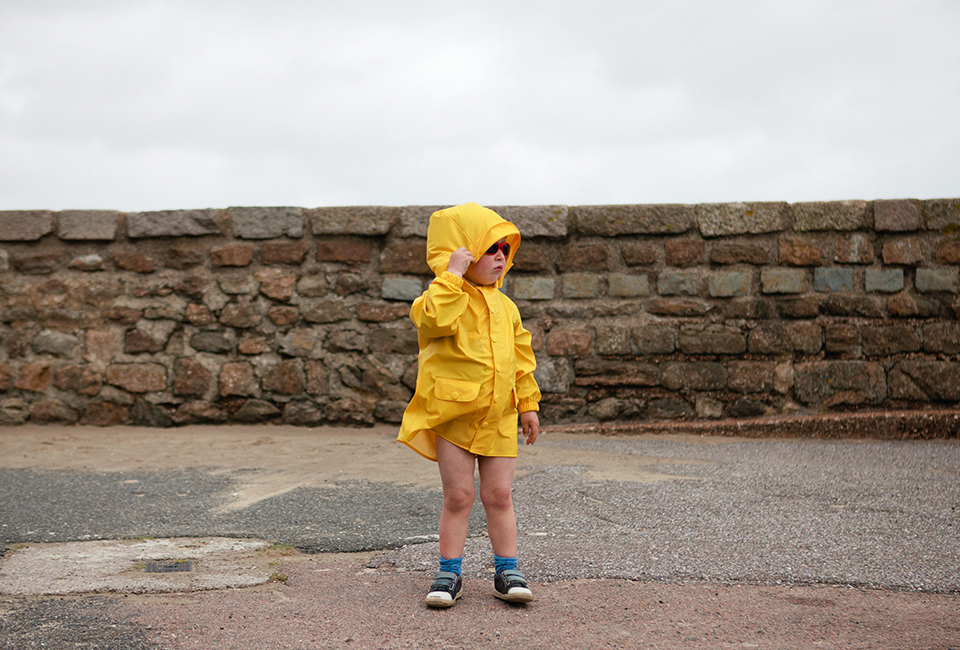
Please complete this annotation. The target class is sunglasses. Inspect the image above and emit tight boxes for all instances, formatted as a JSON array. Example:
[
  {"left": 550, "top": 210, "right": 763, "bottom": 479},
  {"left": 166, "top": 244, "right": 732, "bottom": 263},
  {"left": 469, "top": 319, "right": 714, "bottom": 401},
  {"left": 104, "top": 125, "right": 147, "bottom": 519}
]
[{"left": 484, "top": 241, "right": 511, "bottom": 256}]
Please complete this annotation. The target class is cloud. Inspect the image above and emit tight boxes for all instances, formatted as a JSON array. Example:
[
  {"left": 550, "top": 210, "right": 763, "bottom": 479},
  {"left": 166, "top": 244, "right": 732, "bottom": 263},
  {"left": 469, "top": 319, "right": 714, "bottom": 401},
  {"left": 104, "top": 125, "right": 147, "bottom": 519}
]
[{"left": 1, "top": 0, "right": 958, "bottom": 210}]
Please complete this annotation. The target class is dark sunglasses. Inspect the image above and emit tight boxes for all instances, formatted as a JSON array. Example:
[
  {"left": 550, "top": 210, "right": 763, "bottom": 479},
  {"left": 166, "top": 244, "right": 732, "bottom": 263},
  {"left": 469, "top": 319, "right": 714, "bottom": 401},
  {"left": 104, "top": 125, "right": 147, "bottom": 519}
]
[{"left": 484, "top": 241, "right": 510, "bottom": 256}]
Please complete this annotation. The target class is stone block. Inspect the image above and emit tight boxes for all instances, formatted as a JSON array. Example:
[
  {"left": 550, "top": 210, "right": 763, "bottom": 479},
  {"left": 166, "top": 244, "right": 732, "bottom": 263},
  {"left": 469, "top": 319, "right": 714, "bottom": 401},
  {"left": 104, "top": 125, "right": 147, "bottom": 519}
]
[
  {"left": 33, "top": 330, "right": 79, "bottom": 357},
  {"left": 792, "top": 200, "right": 869, "bottom": 231},
  {"left": 256, "top": 271, "right": 297, "bottom": 302},
  {"left": 697, "top": 202, "right": 787, "bottom": 237},
  {"left": 190, "top": 331, "right": 234, "bottom": 353},
  {"left": 369, "top": 329, "right": 418, "bottom": 355},
  {"left": 173, "top": 358, "right": 212, "bottom": 396},
  {"left": 916, "top": 268, "right": 959, "bottom": 293},
  {"left": 881, "top": 240, "right": 923, "bottom": 266},
  {"left": 621, "top": 242, "right": 658, "bottom": 266},
  {"left": 634, "top": 325, "right": 676, "bottom": 354},
  {"left": 562, "top": 274, "right": 600, "bottom": 298},
  {"left": 380, "top": 239, "right": 430, "bottom": 274},
  {"left": 269, "top": 303, "right": 299, "bottom": 324},
  {"left": 573, "top": 204, "right": 694, "bottom": 236},
  {"left": 262, "top": 359, "right": 304, "bottom": 394},
  {"left": 12, "top": 251, "right": 61, "bottom": 275},
  {"left": 679, "top": 325, "right": 745, "bottom": 354},
  {"left": 15, "top": 361, "right": 53, "bottom": 392},
  {"left": 173, "top": 401, "right": 226, "bottom": 424},
  {"left": 0, "top": 210, "right": 54, "bottom": 241},
  {"left": 546, "top": 328, "right": 594, "bottom": 356},
  {"left": 305, "top": 359, "right": 328, "bottom": 395},
  {"left": 297, "top": 275, "right": 329, "bottom": 297},
  {"left": 922, "top": 198, "right": 960, "bottom": 231},
  {"left": 279, "top": 329, "right": 318, "bottom": 356},
  {"left": 127, "top": 209, "right": 221, "bottom": 238},
  {"left": 710, "top": 242, "right": 770, "bottom": 265},
  {"left": 707, "top": 271, "right": 751, "bottom": 297},
  {"left": 647, "top": 299, "right": 715, "bottom": 317},
  {"left": 0, "top": 249, "right": 8, "bottom": 272},
  {"left": 861, "top": 325, "right": 920, "bottom": 356},
  {"left": 865, "top": 268, "right": 904, "bottom": 293},
  {"left": 185, "top": 303, "right": 216, "bottom": 325},
  {"left": 608, "top": 274, "right": 650, "bottom": 297},
  {"left": 835, "top": 233, "right": 875, "bottom": 264},
  {"left": 234, "top": 399, "right": 281, "bottom": 423},
  {"left": 230, "top": 206, "right": 304, "bottom": 239},
  {"left": 303, "top": 300, "right": 352, "bottom": 323},
  {"left": 761, "top": 268, "right": 806, "bottom": 294},
  {"left": 54, "top": 365, "right": 103, "bottom": 396},
  {"left": 821, "top": 295, "right": 884, "bottom": 318},
  {"left": 58, "top": 210, "right": 120, "bottom": 240},
  {"left": 308, "top": 206, "right": 397, "bottom": 235},
  {"left": 657, "top": 270, "right": 698, "bottom": 296},
  {"left": 793, "top": 361, "right": 885, "bottom": 405},
  {"left": 660, "top": 362, "right": 727, "bottom": 391},
  {"left": 779, "top": 238, "right": 821, "bottom": 265},
  {"left": 106, "top": 363, "right": 167, "bottom": 393},
  {"left": 490, "top": 205, "right": 570, "bottom": 238},
  {"left": 748, "top": 323, "right": 822, "bottom": 354},
  {"left": 888, "top": 361, "right": 960, "bottom": 401},
  {"left": 69, "top": 254, "right": 105, "bottom": 272},
  {"left": 664, "top": 239, "right": 703, "bottom": 267},
  {"left": 261, "top": 240, "right": 309, "bottom": 265},
  {"left": 558, "top": 245, "right": 610, "bottom": 272},
  {"left": 220, "top": 303, "right": 262, "bottom": 328},
  {"left": 316, "top": 237, "right": 375, "bottom": 263},
  {"left": 381, "top": 277, "right": 424, "bottom": 301},
  {"left": 922, "top": 323, "right": 960, "bottom": 354},
  {"left": 874, "top": 199, "right": 921, "bottom": 232},
  {"left": 776, "top": 296, "right": 820, "bottom": 318},
  {"left": 727, "top": 361, "right": 776, "bottom": 393},
  {"left": 887, "top": 292, "right": 940, "bottom": 318},
  {"left": 81, "top": 402, "right": 131, "bottom": 427},
  {"left": 594, "top": 322, "right": 634, "bottom": 355},
  {"left": 512, "top": 242, "right": 555, "bottom": 272},
  {"left": 113, "top": 252, "right": 154, "bottom": 273},
  {"left": 825, "top": 324, "right": 859, "bottom": 354},
  {"left": 573, "top": 358, "right": 659, "bottom": 387},
  {"left": 356, "top": 302, "right": 410, "bottom": 322},
  {"left": 29, "top": 399, "right": 79, "bottom": 424},
  {"left": 220, "top": 362, "right": 257, "bottom": 397},
  {"left": 211, "top": 244, "right": 254, "bottom": 267},
  {"left": 935, "top": 240, "right": 960, "bottom": 264},
  {"left": 512, "top": 277, "right": 555, "bottom": 301},
  {"left": 814, "top": 268, "right": 854, "bottom": 293},
  {"left": 396, "top": 206, "right": 446, "bottom": 237}
]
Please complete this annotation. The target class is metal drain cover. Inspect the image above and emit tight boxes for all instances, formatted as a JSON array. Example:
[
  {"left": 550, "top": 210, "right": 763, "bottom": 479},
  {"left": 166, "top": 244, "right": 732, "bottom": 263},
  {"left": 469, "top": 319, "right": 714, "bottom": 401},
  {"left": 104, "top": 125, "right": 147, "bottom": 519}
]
[{"left": 145, "top": 561, "right": 193, "bottom": 573}]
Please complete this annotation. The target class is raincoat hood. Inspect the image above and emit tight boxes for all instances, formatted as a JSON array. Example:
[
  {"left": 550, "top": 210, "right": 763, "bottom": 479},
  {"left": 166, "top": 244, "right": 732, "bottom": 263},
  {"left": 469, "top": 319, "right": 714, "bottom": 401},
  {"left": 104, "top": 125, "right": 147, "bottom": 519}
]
[{"left": 426, "top": 203, "right": 521, "bottom": 288}]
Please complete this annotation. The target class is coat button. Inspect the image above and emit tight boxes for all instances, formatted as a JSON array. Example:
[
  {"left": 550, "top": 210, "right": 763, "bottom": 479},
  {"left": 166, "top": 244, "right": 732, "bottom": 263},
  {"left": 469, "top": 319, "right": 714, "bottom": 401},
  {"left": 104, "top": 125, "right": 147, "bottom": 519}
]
[{"left": 452, "top": 392, "right": 460, "bottom": 400}]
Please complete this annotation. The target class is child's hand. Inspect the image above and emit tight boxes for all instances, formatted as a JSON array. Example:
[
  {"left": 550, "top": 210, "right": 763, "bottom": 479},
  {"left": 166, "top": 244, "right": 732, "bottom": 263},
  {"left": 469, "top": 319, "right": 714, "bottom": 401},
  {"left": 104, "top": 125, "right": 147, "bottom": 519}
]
[
  {"left": 446, "top": 247, "right": 475, "bottom": 278},
  {"left": 520, "top": 411, "right": 539, "bottom": 445}
]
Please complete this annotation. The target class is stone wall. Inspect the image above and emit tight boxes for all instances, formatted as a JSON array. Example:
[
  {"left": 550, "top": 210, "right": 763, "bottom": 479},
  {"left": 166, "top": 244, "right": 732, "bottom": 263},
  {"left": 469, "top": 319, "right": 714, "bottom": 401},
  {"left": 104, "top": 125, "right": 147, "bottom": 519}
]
[{"left": 1, "top": 199, "right": 959, "bottom": 427}]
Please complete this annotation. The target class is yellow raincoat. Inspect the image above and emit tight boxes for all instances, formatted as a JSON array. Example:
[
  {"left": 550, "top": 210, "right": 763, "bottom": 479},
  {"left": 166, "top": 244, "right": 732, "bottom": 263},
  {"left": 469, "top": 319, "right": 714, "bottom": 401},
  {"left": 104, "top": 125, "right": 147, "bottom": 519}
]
[{"left": 397, "top": 203, "right": 541, "bottom": 462}]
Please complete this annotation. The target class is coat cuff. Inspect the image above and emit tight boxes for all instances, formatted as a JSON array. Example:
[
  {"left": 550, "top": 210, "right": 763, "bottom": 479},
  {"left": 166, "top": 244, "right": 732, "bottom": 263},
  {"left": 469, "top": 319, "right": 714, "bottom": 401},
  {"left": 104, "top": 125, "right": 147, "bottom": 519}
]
[
  {"left": 517, "top": 399, "right": 539, "bottom": 413},
  {"left": 436, "top": 271, "right": 465, "bottom": 290}
]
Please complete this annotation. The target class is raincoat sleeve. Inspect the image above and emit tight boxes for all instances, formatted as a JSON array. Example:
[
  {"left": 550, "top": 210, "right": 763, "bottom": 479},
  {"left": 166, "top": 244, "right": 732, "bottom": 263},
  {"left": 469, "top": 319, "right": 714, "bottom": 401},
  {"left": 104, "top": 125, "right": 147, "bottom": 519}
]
[
  {"left": 409, "top": 271, "right": 470, "bottom": 338},
  {"left": 512, "top": 305, "right": 541, "bottom": 413}
]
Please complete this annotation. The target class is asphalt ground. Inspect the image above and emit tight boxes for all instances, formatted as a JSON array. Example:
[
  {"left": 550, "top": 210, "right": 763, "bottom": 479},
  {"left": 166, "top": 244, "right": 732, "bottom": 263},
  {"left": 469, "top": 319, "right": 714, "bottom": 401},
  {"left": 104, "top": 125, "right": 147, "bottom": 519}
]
[{"left": 0, "top": 415, "right": 958, "bottom": 649}]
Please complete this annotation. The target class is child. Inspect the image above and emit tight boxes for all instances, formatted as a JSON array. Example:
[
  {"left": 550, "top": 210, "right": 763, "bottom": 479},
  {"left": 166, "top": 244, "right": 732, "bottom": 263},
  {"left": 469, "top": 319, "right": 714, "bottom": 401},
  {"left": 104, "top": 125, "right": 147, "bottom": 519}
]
[{"left": 397, "top": 202, "right": 541, "bottom": 608}]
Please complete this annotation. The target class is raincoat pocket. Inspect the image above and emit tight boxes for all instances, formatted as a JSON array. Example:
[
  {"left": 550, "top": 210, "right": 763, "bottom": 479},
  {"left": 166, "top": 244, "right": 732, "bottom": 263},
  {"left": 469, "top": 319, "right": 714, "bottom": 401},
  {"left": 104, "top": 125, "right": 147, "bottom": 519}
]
[{"left": 434, "top": 377, "right": 481, "bottom": 402}]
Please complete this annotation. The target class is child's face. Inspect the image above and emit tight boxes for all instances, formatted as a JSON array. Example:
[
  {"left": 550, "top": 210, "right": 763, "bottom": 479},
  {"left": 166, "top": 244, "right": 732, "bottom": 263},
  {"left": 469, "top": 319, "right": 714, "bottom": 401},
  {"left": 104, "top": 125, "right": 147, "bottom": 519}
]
[{"left": 464, "top": 238, "right": 508, "bottom": 286}]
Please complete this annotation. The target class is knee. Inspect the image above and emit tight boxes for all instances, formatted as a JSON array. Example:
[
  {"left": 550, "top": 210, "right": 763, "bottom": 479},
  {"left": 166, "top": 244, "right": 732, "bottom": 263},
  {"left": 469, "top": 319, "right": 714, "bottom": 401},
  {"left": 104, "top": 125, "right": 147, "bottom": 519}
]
[
  {"left": 480, "top": 484, "right": 513, "bottom": 511},
  {"left": 443, "top": 485, "right": 475, "bottom": 512}
]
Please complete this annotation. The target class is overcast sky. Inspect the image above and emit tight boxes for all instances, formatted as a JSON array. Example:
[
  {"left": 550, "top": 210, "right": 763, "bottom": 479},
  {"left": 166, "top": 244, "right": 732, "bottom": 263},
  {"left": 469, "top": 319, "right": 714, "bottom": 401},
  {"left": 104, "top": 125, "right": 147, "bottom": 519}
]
[{"left": 1, "top": 0, "right": 958, "bottom": 211}]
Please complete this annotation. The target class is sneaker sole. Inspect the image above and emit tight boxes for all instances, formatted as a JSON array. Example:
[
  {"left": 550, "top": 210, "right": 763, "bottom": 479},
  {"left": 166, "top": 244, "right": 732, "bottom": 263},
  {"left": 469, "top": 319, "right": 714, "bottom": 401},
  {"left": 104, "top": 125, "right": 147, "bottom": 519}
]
[
  {"left": 494, "top": 587, "right": 533, "bottom": 603},
  {"left": 425, "top": 590, "right": 462, "bottom": 608}
]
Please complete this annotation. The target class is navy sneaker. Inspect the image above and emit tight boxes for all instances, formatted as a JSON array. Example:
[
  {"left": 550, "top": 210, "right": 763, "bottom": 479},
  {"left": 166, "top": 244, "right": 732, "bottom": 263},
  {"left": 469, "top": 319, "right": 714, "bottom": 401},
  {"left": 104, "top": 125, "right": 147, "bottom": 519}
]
[
  {"left": 493, "top": 569, "right": 533, "bottom": 603},
  {"left": 425, "top": 571, "right": 463, "bottom": 608}
]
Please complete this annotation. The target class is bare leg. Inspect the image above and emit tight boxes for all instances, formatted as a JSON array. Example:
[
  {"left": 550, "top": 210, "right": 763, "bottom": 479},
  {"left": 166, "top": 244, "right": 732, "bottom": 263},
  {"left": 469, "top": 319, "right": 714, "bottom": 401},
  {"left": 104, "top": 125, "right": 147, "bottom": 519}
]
[
  {"left": 435, "top": 436, "right": 477, "bottom": 560},
  {"left": 477, "top": 455, "right": 518, "bottom": 558}
]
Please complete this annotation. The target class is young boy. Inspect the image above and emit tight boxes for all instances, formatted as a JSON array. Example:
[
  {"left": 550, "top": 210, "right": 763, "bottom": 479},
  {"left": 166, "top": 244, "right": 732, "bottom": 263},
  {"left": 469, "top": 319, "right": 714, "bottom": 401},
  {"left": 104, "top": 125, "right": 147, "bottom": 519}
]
[{"left": 397, "top": 202, "right": 541, "bottom": 608}]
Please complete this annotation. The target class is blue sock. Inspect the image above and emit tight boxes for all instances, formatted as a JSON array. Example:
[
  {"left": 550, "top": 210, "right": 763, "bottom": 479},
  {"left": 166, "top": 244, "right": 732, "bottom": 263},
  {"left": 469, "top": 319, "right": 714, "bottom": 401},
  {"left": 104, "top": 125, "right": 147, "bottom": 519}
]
[
  {"left": 494, "top": 554, "right": 517, "bottom": 574},
  {"left": 439, "top": 556, "right": 462, "bottom": 575}
]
